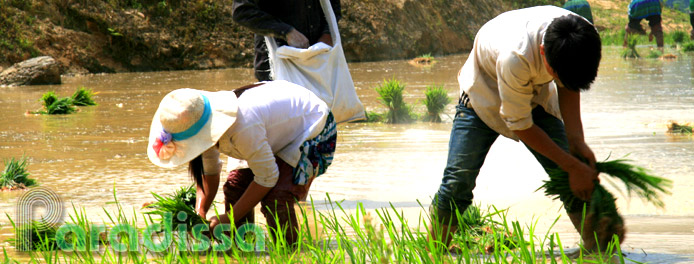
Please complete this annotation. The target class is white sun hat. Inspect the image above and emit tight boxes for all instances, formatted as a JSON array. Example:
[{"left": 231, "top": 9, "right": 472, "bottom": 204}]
[{"left": 147, "top": 88, "right": 238, "bottom": 168}]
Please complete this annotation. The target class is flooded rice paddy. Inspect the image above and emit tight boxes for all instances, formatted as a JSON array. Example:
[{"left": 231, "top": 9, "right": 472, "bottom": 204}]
[{"left": 1, "top": 47, "right": 694, "bottom": 260}]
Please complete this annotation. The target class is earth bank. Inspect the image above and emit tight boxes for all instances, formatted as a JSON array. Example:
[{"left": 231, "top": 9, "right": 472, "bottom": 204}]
[{"left": 1, "top": 0, "right": 690, "bottom": 75}]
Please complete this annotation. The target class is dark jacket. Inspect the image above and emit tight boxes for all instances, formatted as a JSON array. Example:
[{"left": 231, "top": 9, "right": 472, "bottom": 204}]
[{"left": 232, "top": 0, "right": 341, "bottom": 44}]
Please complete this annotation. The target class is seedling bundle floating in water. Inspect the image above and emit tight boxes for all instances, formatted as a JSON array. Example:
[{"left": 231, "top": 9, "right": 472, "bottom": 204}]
[
  {"left": 32, "top": 87, "right": 97, "bottom": 115},
  {"left": 70, "top": 87, "right": 98, "bottom": 106},
  {"left": 375, "top": 78, "right": 416, "bottom": 124},
  {"left": 144, "top": 184, "right": 206, "bottom": 229},
  {"left": 540, "top": 158, "right": 672, "bottom": 249},
  {"left": 422, "top": 85, "right": 451, "bottom": 123},
  {"left": 667, "top": 122, "right": 692, "bottom": 134},
  {"left": 1, "top": 156, "right": 37, "bottom": 190}
]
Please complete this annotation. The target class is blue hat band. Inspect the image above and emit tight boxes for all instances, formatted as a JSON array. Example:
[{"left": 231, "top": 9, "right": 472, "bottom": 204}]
[{"left": 170, "top": 94, "right": 211, "bottom": 141}]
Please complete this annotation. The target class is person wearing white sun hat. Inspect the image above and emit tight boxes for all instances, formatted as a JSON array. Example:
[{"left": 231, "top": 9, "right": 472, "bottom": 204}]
[{"left": 147, "top": 80, "right": 336, "bottom": 245}]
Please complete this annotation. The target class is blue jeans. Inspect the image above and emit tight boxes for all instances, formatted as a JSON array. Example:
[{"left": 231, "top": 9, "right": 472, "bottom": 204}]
[{"left": 432, "top": 102, "right": 583, "bottom": 225}]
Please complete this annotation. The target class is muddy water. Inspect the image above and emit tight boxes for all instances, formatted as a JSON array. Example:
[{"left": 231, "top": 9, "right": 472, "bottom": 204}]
[{"left": 1, "top": 47, "right": 694, "bottom": 257}]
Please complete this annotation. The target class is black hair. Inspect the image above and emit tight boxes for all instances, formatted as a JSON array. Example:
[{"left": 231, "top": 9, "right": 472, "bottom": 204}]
[
  {"left": 544, "top": 14, "right": 601, "bottom": 92},
  {"left": 189, "top": 155, "right": 204, "bottom": 192}
]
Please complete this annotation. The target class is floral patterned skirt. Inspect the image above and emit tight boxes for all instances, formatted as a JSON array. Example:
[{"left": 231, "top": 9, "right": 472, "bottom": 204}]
[{"left": 293, "top": 112, "right": 337, "bottom": 185}]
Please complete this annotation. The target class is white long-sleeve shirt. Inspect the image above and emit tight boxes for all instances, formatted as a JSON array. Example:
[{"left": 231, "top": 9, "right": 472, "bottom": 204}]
[
  {"left": 201, "top": 80, "right": 329, "bottom": 188},
  {"left": 459, "top": 6, "right": 576, "bottom": 140}
]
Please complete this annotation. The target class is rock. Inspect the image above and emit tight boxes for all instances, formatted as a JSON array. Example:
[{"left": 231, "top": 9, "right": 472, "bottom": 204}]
[{"left": 0, "top": 56, "right": 62, "bottom": 86}]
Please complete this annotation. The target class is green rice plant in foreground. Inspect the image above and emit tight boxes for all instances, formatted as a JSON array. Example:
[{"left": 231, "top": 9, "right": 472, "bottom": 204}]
[
  {"left": 144, "top": 184, "right": 205, "bottom": 228},
  {"left": 3, "top": 189, "right": 628, "bottom": 263},
  {"left": 421, "top": 85, "right": 451, "bottom": 122},
  {"left": 70, "top": 86, "right": 97, "bottom": 106},
  {"left": 374, "top": 78, "right": 416, "bottom": 124},
  {"left": 6, "top": 217, "right": 58, "bottom": 251},
  {"left": 0, "top": 156, "right": 36, "bottom": 189}
]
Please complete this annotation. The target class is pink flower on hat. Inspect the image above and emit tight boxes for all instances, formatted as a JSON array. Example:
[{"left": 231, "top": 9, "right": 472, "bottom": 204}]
[
  {"left": 147, "top": 88, "right": 238, "bottom": 168},
  {"left": 152, "top": 130, "right": 176, "bottom": 160},
  {"left": 158, "top": 141, "right": 176, "bottom": 160}
]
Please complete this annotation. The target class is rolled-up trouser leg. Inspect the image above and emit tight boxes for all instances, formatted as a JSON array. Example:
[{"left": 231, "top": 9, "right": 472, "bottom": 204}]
[
  {"left": 647, "top": 15, "right": 664, "bottom": 47},
  {"left": 260, "top": 157, "right": 311, "bottom": 246}
]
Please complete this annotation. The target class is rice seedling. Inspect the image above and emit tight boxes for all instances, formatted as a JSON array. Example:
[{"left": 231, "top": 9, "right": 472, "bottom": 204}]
[
  {"left": 540, "top": 158, "right": 672, "bottom": 250},
  {"left": 672, "top": 30, "right": 687, "bottom": 44},
  {"left": 41, "top": 91, "right": 58, "bottom": 107},
  {"left": 409, "top": 53, "right": 436, "bottom": 67},
  {"left": 70, "top": 86, "right": 97, "bottom": 106},
  {"left": 374, "top": 78, "right": 416, "bottom": 124},
  {"left": 32, "top": 91, "right": 76, "bottom": 115},
  {"left": 32, "top": 87, "right": 97, "bottom": 115},
  {"left": 6, "top": 215, "right": 58, "bottom": 251},
  {"left": 622, "top": 35, "right": 640, "bottom": 58},
  {"left": 144, "top": 184, "right": 205, "bottom": 229},
  {"left": 683, "top": 42, "right": 694, "bottom": 52},
  {"left": 646, "top": 49, "right": 662, "bottom": 59},
  {"left": 0, "top": 156, "right": 37, "bottom": 190},
  {"left": 421, "top": 85, "right": 451, "bottom": 122},
  {"left": 1, "top": 188, "right": 630, "bottom": 263},
  {"left": 667, "top": 121, "right": 693, "bottom": 134},
  {"left": 449, "top": 204, "right": 520, "bottom": 254},
  {"left": 353, "top": 111, "right": 384, "bottom": 123}
]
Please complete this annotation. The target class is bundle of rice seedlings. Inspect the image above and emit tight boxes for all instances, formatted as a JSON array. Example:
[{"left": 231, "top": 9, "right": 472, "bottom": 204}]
[
  {"left": 34, "top": 91, "right": 76, "bottom": 115},
  {"left": 374, "top": 78, "right": 415, "bottom": 124},
  {"left": 1, "top": 157, "right": 37, "bottom": 190},
  {"left": 144, "top": 185, "right": 205, "bottom": 229},
  {"left": 353, "top": 111, "right": 384, "bottom": 123},
  {"left": 45, "top": 97, "right": 77, "bottom": 115},
  {"left": 672, "top": 30, "right": 687, "bottom": 44},
  {"left": 683, "top": 42, "right": 694, "bottom": 52},
  {"left": 70, "top": 86, "right": 97, "bottom": 106},
  {"left": 667, "top": 122, "right": 692, "bottom": 134},
  {"left": 41, "top": 91, "right": 58, "bottom": 107},
  {"left": 421, "top": 85, "right": 451, "bottom": 123},
  {"left": 408, "top": 53, "right": 436, "bottom": 67},
  {"left": 452, "top": 205, "right": 518, "bottom": 254},
  {"left": 646, "top": 49, "right": 662, "bottom": 59},
  {"left": 33, "top": 87, "right": 97, "bottom": 115},
  {"left": 622, "top": 35, "right": 640, "bottom": 58},
  {"left": 540, "top": 158, "right": 672, "bottom": 249}
]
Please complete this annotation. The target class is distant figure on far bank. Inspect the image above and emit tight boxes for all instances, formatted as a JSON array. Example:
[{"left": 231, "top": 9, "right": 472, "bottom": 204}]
[
  {"left": 563, "top": 0, "right": 594, "bottom": 24},
  {"left": 689, "top": 0, "right": 694, "bottom": 39},
  {"left": 624, "top": 0, "right": 664, "bottom": 48}
]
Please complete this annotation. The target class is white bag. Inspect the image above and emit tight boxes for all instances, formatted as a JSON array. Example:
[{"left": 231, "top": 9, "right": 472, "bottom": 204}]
[{"left": 265, "top": 0, "right": 365, "bottom": 123}]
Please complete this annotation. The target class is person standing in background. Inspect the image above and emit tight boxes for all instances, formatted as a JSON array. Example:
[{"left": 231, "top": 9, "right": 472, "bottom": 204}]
[
  {"left": 563, "top": 0, "right": 594, "bottom": 24},
  {"left": 232, "top": 0, "right": 341, "bottom": 81},
  {"left": 689, "top": 0, "right": 694, "bottom": 39},
  {"left": 624, "top": 0, "right": 664, "bottom": 48}
]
